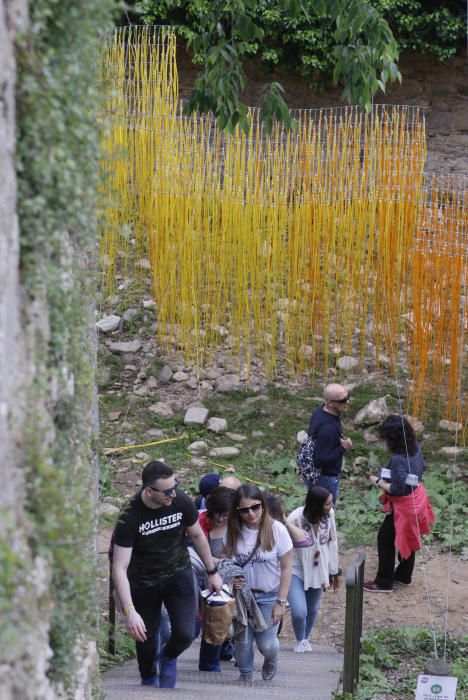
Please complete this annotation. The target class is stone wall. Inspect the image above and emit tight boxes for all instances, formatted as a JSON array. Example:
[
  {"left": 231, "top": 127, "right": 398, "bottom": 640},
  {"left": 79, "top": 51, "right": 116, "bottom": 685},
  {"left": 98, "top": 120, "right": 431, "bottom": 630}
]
[{"left": 0, "top": 1, "right": 108, "bottom": 697}]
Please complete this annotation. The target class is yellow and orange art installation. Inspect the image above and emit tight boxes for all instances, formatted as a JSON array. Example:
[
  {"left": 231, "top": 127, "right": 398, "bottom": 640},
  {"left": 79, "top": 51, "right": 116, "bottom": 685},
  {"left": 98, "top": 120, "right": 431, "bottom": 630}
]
[{"left": 99, "top": 26, "right": 466, "bottom": 423}]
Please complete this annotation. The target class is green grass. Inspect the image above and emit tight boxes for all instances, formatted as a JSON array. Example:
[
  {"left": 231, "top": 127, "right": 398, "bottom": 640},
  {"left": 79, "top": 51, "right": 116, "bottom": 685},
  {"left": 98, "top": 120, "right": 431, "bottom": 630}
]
[{"left": 333, "top": 628, "right": 468, "bottom": 700}]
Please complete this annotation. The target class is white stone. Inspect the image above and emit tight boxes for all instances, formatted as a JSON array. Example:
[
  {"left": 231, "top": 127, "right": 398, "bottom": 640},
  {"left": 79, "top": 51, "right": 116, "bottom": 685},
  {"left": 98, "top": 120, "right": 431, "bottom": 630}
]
[
  {"left": 252, "top": 430, "right": 265, "bottom": 437},
  {"left": 207, "top": 417, "right": 228, "bottom": 433},
  {"left": 147, "top": 376, "right": 158, "bottom": 389},
  {"left": 184, "top": 407, "right": 209, "bottom": 425},
  {"left": 122, "top": 308, "right": 139, "bottom": 322},
  {"left": 173, "top": 371, "right": 189, "bottom": 382},
  {"left": 296, "top": 430, "right": 308, "bottom": 445},
  {"left": 148, "top": 402, "right": 174, "bottom": 417},
  {"left": 406, "top": 415, "right": 424, "bottom": 434},
  {"left": 204, "top": 367, "right": 223, "bottom": 380},
  {"left": 225, "top": 432, "right": 248, "bottom": 442},
  {"left": 188, "top": 440, "right": 208, "bottom": 454},
  {"left": 158, "top": 365, "right": 173, "bottom": 383},
  {"left": 142, "top": 299, "right": 156, "bottom": 308},
  {"left": 186, "top": 377, "right": 199, "bottom": 389},
  {"left": 109, "top": 340, "right": 142, "bottom": 354},
  {"left": 96, "top": 314, "right": 121, "bottom": 333},
  {"left": 439, "top": 419, "right": 463, "bottom": 432},
  {"left": 440, "top": 446, "right": 465, "bottom": 457},
  {"left": 135, "top": 452, "right": 150, "bottom": 461},
  {"left": 337, "top": 356, "right": 359, "bottom": 371},
  {"left": 215, "top": 374, "right": 241, "bottom": 392},
  {"left": 191, "top": 457, "right": 208, "bottom": 468},
  {"left": 354, "top": 397, "right": 389, "bottom": 425},
  {"left": 100, "top": 502, "right": 120, "bottom": 517},
  {"left": 209, "top": 446, "right": 240, "bottom": 457}
]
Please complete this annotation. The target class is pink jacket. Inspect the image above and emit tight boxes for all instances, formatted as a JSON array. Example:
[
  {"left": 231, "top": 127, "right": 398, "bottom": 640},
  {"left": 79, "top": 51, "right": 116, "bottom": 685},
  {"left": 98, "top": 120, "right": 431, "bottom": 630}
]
[{"left": 381, "top": 484, "right": 435, "bottom": 559}]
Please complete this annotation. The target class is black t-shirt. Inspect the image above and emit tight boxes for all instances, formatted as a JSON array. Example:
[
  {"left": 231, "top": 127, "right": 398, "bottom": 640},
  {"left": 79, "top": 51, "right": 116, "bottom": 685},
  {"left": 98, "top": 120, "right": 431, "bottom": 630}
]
[{"left": 114, "top": 488, "right": 198, "bottom": 586}]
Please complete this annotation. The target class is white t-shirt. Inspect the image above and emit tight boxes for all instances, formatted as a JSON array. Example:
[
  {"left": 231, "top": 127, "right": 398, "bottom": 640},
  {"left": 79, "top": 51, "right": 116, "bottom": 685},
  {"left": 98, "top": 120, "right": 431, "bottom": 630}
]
[{"left": 231, "top": 520, "right": 292, "bottom": 592}]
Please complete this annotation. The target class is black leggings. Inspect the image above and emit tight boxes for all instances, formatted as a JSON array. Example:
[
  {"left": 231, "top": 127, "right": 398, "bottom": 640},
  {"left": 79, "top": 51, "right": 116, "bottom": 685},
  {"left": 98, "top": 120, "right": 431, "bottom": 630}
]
[
  {"left": 376, "top": 513, "right": 415, "bottom": 589},
  {"left": 131, "top": 565, "right": 196, "bottom": 680}
]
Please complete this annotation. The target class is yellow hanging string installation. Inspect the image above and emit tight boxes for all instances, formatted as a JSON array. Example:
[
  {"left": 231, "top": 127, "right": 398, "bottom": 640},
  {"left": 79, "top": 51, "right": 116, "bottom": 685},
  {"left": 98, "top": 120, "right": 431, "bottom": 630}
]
[{"left": 99, "top": 26, "right": 467, "bottom": 424}]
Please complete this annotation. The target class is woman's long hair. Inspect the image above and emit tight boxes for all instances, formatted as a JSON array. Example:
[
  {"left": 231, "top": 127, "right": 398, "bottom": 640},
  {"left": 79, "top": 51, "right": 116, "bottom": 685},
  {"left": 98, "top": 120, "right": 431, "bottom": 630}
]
[
  {"left": 378, "top": 415, "right": 417, "bottom": 456},
  {"left": 225, "top": 485, "right": 274, "bottom": 555},
  {"left": 205, "top": 486, "right": 235, "bottom": 521},
  {"left": 303, "top": 486, "right": 331, "bottom": 525}
]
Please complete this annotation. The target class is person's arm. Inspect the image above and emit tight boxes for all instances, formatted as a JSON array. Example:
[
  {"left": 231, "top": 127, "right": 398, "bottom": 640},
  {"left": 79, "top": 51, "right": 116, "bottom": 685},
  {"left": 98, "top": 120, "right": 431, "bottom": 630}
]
[
  {"left": 186, "top": 520, "right": 223, "bottom": 593},
  {"left": 112, "top": 545, "right": 147, "bottom": 642},
  {"left": 272, "top": 548, "right": 293, "bottom": 624},
  {"left": 369, "top": 474, "right": 392, "bottom": 493}
]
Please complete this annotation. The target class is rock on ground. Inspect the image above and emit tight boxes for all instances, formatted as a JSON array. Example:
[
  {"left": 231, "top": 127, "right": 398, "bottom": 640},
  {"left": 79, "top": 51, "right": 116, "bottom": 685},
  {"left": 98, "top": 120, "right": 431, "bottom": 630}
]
[
  {"left": 188, "top": 441, "right": 208, "bottom": 455},
  {"left": 209, "top": 446, "right": 240, "bottom": 457},
  {"left": 184, "top": 407, "right": 209, "bottom": 425},
  {"left": 354, "top": 397, "right": 389, "bottom": 425},
  {"left": 296, "top": 430, "right": 308, "bottom": 444},
  {"left": 109, "top": 340, "right": 142, "bottom": 354},
  {"left": 96, "top": 314, "right": 121, "bottom": 333},
  {"left": 207, "top": 417, "right": 227, "bottom": 433},
  {"left": 148, "top": 402, "right": 174, "bottom": 417}
]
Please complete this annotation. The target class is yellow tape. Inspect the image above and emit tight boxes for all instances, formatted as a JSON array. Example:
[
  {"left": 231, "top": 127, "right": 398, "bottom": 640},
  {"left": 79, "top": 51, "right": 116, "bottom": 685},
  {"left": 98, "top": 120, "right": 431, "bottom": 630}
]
[
  {"left": 104, "top": 435, "right": 188, "bottom": 455},
  {"left": 193, "top": 456, "right": 287, "bottom": 494}
]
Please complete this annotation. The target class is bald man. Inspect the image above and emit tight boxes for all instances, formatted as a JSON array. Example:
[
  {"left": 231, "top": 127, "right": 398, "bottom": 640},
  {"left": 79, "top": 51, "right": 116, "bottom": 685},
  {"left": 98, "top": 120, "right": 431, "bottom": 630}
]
[
  {"left": 307, "top": 383, "right": 353, "bottom": 504},
  {"left": 220, "top": 475, "right": 241, "bottom": 491}
]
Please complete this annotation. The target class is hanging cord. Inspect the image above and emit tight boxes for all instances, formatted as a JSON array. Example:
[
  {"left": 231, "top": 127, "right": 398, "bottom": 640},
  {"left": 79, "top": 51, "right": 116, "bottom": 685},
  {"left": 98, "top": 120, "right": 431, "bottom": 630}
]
[
  {"left": 442, "top": 245, "right": 466, "bottom": 659},
  {"left": 379, "top": 254, "right": 439, "bottom": 659}
]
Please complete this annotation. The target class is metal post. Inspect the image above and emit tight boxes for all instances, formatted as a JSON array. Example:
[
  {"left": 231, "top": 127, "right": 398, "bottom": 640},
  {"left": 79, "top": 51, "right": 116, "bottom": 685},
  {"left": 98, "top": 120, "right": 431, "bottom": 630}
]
[{"left": 343, "top": 551, "right": 366, "bottom": 694}]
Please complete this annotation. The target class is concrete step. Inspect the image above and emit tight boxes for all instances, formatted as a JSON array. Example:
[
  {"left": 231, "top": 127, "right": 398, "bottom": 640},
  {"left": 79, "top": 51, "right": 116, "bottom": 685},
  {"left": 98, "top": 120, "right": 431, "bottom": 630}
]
[{"left": 102, "top": 640, "right": 343, "bottom": 699}]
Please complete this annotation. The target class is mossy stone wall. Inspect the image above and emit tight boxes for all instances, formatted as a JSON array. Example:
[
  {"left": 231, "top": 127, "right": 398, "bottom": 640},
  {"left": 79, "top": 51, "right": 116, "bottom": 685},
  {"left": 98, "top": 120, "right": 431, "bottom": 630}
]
[{"left": 0, "top": 1, "right": 113, "bottom": 697}]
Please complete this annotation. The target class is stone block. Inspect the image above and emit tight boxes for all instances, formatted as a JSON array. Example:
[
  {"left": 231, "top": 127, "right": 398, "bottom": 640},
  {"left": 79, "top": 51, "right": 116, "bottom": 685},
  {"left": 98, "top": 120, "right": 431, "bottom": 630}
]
[
  {"left": 96, "top": 314, "right": 121, "bottom": 333},
  {"left": 109, "top": 340, "right": 142, "bottom": 354},
  {"left": 184, "top": 407, "right": 209, "bottom": 425}
]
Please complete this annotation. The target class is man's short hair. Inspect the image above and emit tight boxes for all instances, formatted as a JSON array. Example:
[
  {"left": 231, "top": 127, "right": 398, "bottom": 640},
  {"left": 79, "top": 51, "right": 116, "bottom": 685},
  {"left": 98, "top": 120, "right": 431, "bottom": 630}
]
[{"left": 142, "top": 460, "right": 173, "bottom": 486}]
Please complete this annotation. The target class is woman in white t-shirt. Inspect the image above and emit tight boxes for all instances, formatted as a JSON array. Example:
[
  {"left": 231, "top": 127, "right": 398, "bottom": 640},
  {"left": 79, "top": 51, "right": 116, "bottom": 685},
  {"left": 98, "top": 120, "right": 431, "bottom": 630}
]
[
  {"left": 284, "top": 486, "right": 339, "bottom": 653},
  {"left": 225, "top": 485, "right": 292, "bottom": 685}
]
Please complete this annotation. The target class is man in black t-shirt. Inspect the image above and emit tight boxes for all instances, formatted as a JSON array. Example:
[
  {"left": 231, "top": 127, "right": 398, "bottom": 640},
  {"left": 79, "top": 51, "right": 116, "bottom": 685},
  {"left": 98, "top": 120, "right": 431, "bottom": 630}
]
[{"left": 112, "top": 460, "right": 222, "bottom": 688}]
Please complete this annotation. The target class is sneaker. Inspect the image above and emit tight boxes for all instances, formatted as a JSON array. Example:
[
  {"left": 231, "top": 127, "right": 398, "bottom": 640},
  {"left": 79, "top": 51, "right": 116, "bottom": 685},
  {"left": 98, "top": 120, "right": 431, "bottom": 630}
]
[
  {"left": 238, "top": 674, "right": 254, "bottom": 686},
  {"left": 159, "top": 652, "right": 177, "bottom": 688},
  {"left": 262, "top": 656, "right": 278, "bottom": 681},
  {"left": 141, "top": 675, "right": 158, "bottom": 686},
  {"left": 394, "top": 579, "right": 412, "bottom": 587},
  {"left": 294, "top": 639, "right": 312, "bottom": 653},
  {"left": 363, "top": 580, "right": 393, "bottom": 593}
]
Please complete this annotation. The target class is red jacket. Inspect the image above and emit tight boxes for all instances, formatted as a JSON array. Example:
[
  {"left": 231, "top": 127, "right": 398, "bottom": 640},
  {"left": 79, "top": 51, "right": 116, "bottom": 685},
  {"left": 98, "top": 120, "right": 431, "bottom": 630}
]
[
  {"left": 198, "top": 510, "right": 213, "bottom": 537},
  {"left": 381, "top": 484, "right": 435, "bottom": 559}
]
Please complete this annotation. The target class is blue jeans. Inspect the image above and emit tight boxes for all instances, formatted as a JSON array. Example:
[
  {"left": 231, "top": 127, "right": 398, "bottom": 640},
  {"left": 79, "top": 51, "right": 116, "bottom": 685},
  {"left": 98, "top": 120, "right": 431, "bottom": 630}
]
[
  {"left": 287, "top": 574, "right": 322, "bottom": 641},
  {"left": 317, "top": 474, "right": 340, "bottom": 504},
  {"left": 233, "top": 590, "right": 279, "bottom": 676}
]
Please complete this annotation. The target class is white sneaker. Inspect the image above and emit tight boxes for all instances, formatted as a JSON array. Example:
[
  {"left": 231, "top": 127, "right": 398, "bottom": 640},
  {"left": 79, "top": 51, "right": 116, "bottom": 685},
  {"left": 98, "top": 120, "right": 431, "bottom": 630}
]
[{"left": 294, "top": 639, "right": 311, "bottom": 653}]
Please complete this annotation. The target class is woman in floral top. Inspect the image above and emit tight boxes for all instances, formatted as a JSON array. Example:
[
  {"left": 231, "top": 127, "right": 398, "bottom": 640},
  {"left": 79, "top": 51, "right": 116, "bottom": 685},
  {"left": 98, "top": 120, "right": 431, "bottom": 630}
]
[{"left": 284, "top": 486, "right": 339, "bottom": 653}]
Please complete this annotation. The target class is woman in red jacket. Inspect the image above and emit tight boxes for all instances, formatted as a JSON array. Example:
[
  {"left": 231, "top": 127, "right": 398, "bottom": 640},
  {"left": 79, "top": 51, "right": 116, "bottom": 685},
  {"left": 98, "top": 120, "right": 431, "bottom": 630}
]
[{"left": 364, "top": 415, "right": 435, "bottom": 593}]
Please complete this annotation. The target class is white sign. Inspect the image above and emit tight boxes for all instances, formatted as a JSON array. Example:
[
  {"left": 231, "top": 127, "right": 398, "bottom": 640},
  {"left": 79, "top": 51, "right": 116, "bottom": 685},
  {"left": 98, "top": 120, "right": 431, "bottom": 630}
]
[{"left": 415, "top": 675, "right": 458, "bottom": 700}]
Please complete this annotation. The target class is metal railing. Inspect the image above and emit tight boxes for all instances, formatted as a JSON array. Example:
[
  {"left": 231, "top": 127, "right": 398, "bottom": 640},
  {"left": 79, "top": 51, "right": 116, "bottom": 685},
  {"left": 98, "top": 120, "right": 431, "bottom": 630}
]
[{"left": 343, "top": 551, "right": 366, "bottom": 694}]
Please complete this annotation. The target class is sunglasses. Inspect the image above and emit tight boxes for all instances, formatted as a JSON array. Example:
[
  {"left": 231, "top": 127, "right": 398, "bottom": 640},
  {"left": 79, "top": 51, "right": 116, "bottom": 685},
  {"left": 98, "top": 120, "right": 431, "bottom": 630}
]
[
  {"left": 313, "top": 550, "right": 321, "bottom": 567},
  {"left": 330, "top": 395, "right": 349, "bottom": 404},
  {"left": 237, "top": 502, "right": 262, "bottom": 514},
  {"left": 147, "top": 480, "right": 178, "bottom": 497}
]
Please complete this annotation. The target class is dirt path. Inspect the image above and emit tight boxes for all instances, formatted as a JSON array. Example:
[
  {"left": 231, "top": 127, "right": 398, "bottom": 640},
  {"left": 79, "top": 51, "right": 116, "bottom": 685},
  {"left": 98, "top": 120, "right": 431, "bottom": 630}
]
[{"left": 295, "top": 543, "right": 468, "bottom": 650}]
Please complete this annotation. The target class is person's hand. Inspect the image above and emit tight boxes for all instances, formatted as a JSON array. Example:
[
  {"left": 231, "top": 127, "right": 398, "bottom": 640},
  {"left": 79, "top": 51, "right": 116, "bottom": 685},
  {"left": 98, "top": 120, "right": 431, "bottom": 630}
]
[
  {"left": 271, "top": 603, "right": 286, "bottom": 624},
  {"left": 124, "top": 608, "right": 147, "bottom": 642},
  {"left": 207, "top": 572, "right": 223, "bottom": 593},
  {"left": 330, "top": 574, "right": 339, "bottom": 591},
  {"left": 369, "top": 475, "right": 379, "bottom": 486},
  {"left": 232, "top": 576, "right": 245, "bottom": 591},
  {"left": 340, "top": 437, "right": 353, "bottom": 451}
]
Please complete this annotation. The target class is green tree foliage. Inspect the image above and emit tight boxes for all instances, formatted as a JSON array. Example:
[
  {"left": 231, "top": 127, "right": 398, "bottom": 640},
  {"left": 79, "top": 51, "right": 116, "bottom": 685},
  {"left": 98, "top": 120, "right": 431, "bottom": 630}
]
[
  {"left": 140, "top": 0, "right": 402, "bottom": 130},
  {"left": 139, "top": 0, "right": 465, "bottom": 131}
]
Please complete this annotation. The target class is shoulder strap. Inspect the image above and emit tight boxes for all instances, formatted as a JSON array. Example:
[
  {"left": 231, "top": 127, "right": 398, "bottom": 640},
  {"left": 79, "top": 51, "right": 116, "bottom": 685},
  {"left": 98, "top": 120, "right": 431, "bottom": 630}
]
[{"left": 238, "top": 534, "right": 261, "bottom": 568}]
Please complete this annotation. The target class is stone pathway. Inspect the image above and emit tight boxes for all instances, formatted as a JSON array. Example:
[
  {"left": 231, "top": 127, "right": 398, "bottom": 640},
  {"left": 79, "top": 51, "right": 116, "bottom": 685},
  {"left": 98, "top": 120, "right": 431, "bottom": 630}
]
[{"left": 102, "top": 639, "right": 343, "bottom": 699}]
